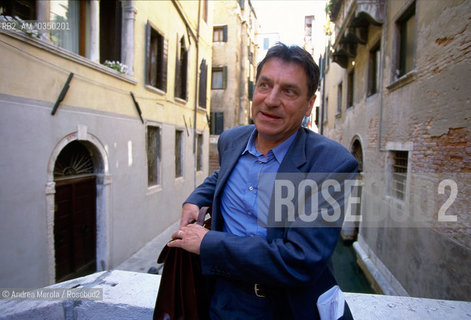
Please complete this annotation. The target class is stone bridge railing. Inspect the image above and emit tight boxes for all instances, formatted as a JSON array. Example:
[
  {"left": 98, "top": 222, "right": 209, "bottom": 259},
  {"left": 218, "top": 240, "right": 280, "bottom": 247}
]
[{"left": 1, "top": 270, "right": 470, "bottom": 319}]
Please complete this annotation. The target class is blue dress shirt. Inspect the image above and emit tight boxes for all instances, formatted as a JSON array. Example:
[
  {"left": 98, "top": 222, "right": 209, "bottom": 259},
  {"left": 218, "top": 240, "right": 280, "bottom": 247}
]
[{"left": 220, "top": 129, "right": 297, "bottom": 238}]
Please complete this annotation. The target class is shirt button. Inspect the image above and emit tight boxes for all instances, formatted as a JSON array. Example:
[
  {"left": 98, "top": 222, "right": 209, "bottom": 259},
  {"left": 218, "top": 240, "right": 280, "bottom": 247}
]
[
  {"left": 247, "top": 211, "right": 252, "bottom": 215},
  {"left": 258, "top": 161, "right": 263, "bottom": 164}
]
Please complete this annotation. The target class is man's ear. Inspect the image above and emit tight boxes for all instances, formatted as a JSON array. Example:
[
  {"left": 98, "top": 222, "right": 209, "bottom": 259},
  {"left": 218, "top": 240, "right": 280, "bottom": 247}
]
[{"left": 305, "top": 94, "right": 316, "bottom": 116}]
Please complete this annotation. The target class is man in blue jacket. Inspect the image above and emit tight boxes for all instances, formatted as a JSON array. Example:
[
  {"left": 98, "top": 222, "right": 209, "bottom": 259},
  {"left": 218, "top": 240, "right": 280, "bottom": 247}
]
[{"left": 168, "top": 43, "right": 357, "bottom": 319}]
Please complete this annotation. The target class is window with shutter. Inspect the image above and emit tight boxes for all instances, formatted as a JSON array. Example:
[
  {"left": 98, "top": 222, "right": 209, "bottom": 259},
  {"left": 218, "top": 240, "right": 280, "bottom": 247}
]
[
  {"left": 175, "top": 37, "right": 188, "bottom": 100},
  {"left": 211, "top": 67, "right": 227, "bottom": 89},
  {"left": 213, "top": 25, "right": 228, "bottom": 42},
  {"left": 210, "top": 112, "right": 224, "bottom": 135},
  {"left": 248, "top": 79, "right": 254, "bottom": 100},
  {"left": 145, "top": 22, "right": 167, "bottom": 92},
  {"left": 199, "top": 59, "right": 208, "bottom": 108}
]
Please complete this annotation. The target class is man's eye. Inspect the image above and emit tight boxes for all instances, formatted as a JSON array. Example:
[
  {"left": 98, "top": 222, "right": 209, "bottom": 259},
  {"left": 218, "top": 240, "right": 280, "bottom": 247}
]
[{"left": 284, "top": 89, "right": 296, "bottom": 96}]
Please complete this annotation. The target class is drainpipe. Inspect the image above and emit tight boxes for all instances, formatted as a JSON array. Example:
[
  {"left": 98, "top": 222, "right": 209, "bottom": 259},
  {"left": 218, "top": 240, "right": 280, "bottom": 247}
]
[
  {"left": 320, "top": 47, "right": 326, "bottom": 135},
  {"left": 193, "top": 0, "right": 202, "bottom": 189},
  {"left": 377, "top": 0, "right": 388, "bottom": 152}
]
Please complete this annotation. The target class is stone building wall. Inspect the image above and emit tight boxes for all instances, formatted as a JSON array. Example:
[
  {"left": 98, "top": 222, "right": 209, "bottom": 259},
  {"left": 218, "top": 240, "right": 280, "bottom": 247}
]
[{"left": 323, "top": 0, "right": 471, "bottom": 300}]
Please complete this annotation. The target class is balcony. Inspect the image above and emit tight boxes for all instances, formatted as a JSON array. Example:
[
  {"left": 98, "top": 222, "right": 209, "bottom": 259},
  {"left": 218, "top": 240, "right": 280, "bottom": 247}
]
[{"left": 330, "top": 0, "right": 384, "bottom": 68}]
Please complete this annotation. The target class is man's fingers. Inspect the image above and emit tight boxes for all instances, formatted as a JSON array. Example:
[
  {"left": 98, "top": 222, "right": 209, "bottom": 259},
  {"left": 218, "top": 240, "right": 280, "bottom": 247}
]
[
  {"left": 180, "top": 217, "right": 195, "bottom": 228},
  {"left": 180, "top": 203, "right": 199, "bottom": 227},
  {"left": 167, "top": 239, "right": 182, "bottom": 248},
  {"left": 171, "top": 229, "right": 184, "bottom": 240}
]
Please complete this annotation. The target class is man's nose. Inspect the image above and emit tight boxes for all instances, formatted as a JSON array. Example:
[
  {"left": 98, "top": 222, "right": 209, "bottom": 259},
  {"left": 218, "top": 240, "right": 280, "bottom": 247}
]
[{"left": 265, "top": 87, "right": 281, "bottom": 107}]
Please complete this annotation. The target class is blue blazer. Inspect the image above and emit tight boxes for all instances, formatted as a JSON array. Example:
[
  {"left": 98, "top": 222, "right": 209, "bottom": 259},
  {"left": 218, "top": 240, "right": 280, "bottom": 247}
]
[{"left": 185, "top": 125, "right": 358, "bottom": 319}]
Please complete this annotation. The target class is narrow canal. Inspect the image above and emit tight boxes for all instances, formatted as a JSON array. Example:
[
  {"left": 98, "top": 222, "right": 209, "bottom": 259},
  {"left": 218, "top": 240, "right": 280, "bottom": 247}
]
[{"left": 332, "top": 238, "right": 376, "bottom": 294}]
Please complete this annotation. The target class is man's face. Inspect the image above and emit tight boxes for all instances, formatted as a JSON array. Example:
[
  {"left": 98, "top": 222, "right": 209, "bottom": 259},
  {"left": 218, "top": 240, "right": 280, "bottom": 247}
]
[{"left": 252, "top": 58, "right": 315, "bottom": 145}]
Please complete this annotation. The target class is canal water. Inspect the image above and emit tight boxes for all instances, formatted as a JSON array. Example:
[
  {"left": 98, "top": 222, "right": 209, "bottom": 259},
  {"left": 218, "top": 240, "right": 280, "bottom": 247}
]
[{"left": 332, "top": 238, "right": 376, "bottom": 294}]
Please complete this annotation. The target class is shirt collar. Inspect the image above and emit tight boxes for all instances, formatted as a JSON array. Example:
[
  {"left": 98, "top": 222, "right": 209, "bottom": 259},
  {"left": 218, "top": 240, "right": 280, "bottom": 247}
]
[{"left": 242, "top": 128, "right": 298, "bottom": 164}]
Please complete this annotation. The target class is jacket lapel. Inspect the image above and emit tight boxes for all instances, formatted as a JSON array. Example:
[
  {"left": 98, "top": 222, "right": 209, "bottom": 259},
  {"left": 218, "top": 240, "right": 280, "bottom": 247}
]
[
  {"left": 277, "top": 128, "right": 307, "bottom": 172},
  {"left": 214, "top": 129, "right": 254, "bottom": 197},
  {"left": 212, "top": 127, "right": 254, "bottom": 230},
  {"left": 267, "top": 128, "right": 308, "bottom": 240}
]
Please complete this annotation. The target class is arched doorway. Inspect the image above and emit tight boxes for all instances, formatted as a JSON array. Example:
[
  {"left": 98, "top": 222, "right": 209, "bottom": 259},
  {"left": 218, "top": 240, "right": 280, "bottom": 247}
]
[
  {"left": 342, "top": 138, "right": 364, "bottom": 241},
  {"left": 351, "top": 139, "right": 364, "bottom": 173},
  {"left": 46, "top": 128, "right": 110, "bottom": 285},
  {"left": 53, "top": 141, "right": 97, "bottom": 282}
]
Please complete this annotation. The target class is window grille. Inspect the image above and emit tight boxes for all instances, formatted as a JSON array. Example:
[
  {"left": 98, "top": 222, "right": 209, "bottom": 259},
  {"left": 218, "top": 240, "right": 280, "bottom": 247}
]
[
  {"left": 147, "top": 126, "right": 161, "bottom": 186},
  {"left": 175, "top": 130, "right": 183, "bottom": 177},
  {"left": 391, "top": 151, "right": 408, "bottom": 200}
]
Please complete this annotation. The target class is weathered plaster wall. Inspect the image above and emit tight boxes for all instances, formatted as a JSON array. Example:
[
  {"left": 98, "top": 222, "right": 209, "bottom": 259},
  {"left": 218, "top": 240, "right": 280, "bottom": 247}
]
[{"left": 0, "top": 93, "right": 204, "bottom": 288}]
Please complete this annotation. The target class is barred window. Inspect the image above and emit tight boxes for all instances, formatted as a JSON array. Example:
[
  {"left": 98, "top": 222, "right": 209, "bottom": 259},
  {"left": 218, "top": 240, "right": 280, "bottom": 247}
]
[
  {"left": 147, "top": 126, "right": 161, "bottom": 186},
  {"left": 196, "top": 134, "right": 203, "bottom": 171},
  {"left": 175, "top": 130, "right": 183, "bottom": 178},
  {"left": 391, "top": 151, "right": 408, "bottom": 200}
]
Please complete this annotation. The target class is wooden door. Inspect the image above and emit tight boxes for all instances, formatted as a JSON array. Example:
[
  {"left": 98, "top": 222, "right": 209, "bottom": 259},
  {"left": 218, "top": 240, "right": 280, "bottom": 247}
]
[{"left": 54, "top": 175, "right": 96, "bottom": 282}]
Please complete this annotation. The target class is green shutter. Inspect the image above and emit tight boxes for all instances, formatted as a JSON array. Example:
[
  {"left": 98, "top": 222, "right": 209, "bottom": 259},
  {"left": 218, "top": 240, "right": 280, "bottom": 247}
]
[
  {"left": 248, "top": 79, "right": 254, "bottom": 100},
  {"left": 145, "top": 21, "right": 151, "bottom": 85},
  {"left": 222, "top": 25, "right": 228, "bottom": 42},
  {"left": 222, "top": 66, "right": 227, "bottom": 89}
]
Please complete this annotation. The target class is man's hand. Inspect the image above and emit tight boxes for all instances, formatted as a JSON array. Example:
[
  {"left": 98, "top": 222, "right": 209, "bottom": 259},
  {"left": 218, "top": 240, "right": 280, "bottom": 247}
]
[
  {"left": 180, "top": 203, "right": 200, "bottom": 227},
  {"left": 168, "top": 224, "right": 209, "bottom": 255}
]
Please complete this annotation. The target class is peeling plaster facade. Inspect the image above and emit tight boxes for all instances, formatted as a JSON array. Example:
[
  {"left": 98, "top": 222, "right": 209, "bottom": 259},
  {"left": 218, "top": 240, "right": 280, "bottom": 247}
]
[
  {"left": 322, "top": 0, "right": 471, "bottom": 299},
  {"left": 209, "top": 0, "right": 258, "bottom": 173}
]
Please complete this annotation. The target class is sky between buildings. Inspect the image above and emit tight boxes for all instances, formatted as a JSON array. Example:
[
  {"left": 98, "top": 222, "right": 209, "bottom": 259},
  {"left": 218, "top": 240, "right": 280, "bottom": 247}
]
[{"left": 251, "top": 0, "right": 329, "bottom": 58}]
